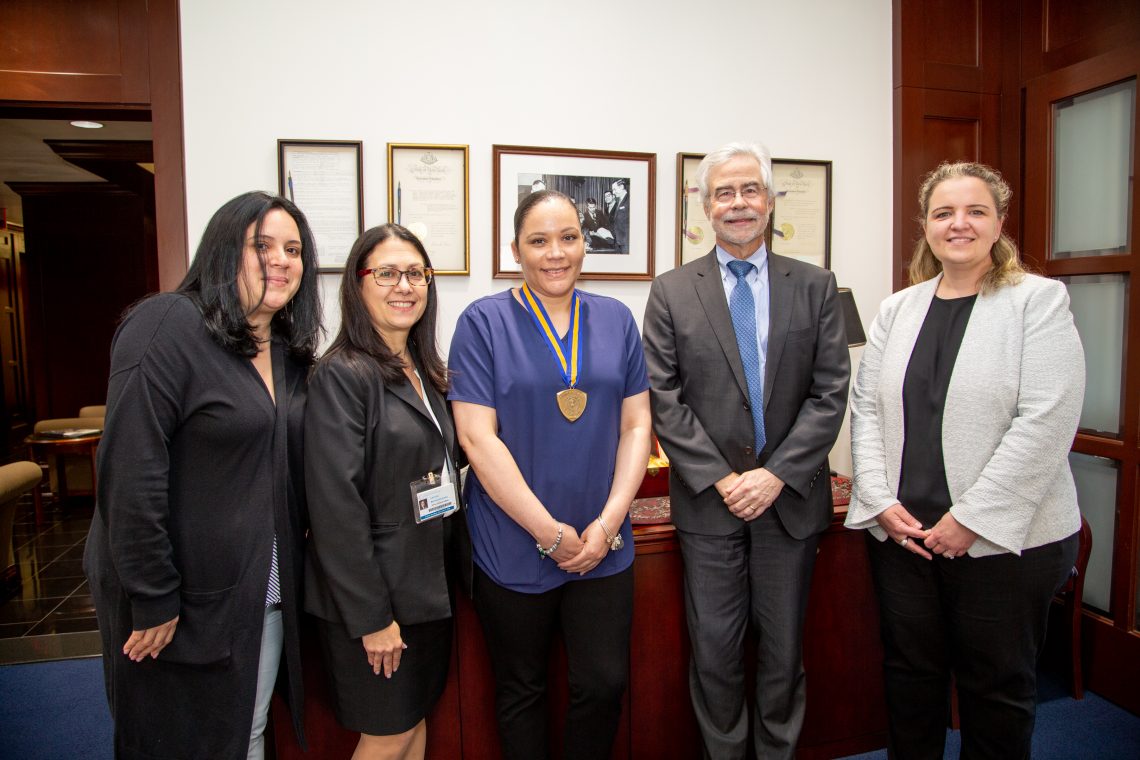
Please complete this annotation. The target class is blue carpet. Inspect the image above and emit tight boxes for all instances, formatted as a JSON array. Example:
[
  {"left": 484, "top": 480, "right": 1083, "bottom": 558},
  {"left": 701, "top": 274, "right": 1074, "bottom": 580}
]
[
  {"left": 2, "top": 655, "right": 1137, "bottom": 759},
  {"left": 841, "top": 684, "right": 1140, "bottom": 759},
  {"left": 0, "top": 656, "right": 113, "bottom": 760}
]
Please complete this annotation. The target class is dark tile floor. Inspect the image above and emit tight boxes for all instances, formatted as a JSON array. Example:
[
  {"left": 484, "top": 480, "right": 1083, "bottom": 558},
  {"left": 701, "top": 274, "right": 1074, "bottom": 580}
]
[{"left": 0, "top": 494, "right": 101, "bottom": 663}]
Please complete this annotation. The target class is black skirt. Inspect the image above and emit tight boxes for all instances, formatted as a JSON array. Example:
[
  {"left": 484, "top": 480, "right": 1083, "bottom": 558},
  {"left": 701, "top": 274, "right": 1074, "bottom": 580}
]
[{"left": 316, "top": 615, "right": 452, "bottom": 735}]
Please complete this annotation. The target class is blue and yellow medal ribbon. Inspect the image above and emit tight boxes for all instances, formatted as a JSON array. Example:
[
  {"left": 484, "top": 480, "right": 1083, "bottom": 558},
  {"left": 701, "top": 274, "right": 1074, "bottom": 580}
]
[{"left": 520, "top": 283, "right": 581, "bottom": 389}]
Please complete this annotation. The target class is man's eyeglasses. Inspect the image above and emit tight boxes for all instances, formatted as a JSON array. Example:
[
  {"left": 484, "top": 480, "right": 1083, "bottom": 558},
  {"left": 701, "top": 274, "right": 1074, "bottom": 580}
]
[
  {"left": 712, "top": 186, "right": 766, "bottom": 205},
  {"left": 356, "top": 266, "right": 433, "bottom": 287}
]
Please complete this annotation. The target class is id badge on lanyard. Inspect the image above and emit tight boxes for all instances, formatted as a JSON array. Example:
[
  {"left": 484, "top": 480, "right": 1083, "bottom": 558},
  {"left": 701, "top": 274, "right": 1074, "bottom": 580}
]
[{"left": 410, "top": 464, "right": 459, "bottom": 524}]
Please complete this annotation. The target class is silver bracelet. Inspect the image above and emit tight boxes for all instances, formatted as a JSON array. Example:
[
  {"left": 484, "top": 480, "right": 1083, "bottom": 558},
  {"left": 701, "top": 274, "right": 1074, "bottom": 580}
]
[
  {"left": 537, "top": 523, "right": 563, "bottom": 559},
  {"left": 596, "top": 517, "right": 624, "bottom": 551}
]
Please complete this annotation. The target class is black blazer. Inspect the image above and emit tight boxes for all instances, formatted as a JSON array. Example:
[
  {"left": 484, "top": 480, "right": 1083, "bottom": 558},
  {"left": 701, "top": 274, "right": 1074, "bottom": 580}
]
[
  {"left": 304, "top": 351, "right": 467, "bottom": 638},
  {"left": 643, "top": 250, "right": 850, "bottom": 539}
]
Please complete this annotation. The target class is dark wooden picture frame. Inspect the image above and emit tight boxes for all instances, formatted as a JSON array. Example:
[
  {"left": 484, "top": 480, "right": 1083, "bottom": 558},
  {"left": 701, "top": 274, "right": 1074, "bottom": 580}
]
[
  {"left": 277, "top": 139, "right": 364, "bottom": 272},
  {"left": 492, "top": 144, "right": 656, "bottom": 280}
]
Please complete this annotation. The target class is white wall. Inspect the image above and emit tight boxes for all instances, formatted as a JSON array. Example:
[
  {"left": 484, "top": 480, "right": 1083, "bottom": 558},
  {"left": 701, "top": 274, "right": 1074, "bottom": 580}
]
[{"left": 180, "top": 0, "right": 893, "bottom": 474}]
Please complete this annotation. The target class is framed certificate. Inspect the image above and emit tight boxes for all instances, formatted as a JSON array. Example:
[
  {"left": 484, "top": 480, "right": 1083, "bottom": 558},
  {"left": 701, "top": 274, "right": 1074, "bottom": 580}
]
[
  {"left": 770, "top": 158, "right": 832, "bottom": 269},
  {"left": 492, "top": 145, "right": 656, "bottom": 280},
  {"left": 277, "top": 139, "right": 364, "bottom": 272},
  {"left": 387, "top": 143, "right": 470, "bottom": 275},
  {"left": 675, "top": 152, "right": 712, "bottom": 267}
]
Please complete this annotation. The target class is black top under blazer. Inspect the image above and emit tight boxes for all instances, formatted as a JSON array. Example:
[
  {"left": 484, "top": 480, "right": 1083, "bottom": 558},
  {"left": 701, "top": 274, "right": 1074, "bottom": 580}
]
[{"left": 304, "top": 350, "right": 468, "bottom": 639}]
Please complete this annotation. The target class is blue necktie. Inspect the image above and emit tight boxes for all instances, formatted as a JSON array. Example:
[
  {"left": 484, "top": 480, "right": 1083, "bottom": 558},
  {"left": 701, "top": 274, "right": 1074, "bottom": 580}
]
[{"left": 727, "top": 259, "right": 766, "bottom": 454}]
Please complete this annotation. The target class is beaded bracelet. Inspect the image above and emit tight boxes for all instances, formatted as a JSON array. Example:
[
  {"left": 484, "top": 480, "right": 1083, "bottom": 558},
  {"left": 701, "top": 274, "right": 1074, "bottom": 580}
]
[
  {"left": 537, "top": 523, "right": 563, "bottom": 559},
  {"left": 596, "top": 517, "right": 624, "bottom": 551}
]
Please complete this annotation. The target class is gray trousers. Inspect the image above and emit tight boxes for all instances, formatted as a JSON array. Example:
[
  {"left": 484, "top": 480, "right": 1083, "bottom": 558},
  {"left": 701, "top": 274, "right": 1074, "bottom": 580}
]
[
  {"left": 677, "top": 509, "right": 819, "bottom": 760},
  {"left": 247, "top": 606, "right": 283, "bottom": 760}
]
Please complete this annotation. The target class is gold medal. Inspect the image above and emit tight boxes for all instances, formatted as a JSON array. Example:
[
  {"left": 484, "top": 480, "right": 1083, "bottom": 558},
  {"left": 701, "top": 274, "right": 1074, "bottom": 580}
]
[
  {"left": 556, "top": 388, "right": 588, "bottom": 422},
  {"left": 521, "top": 284, "right": 588, "bottom": 422}
]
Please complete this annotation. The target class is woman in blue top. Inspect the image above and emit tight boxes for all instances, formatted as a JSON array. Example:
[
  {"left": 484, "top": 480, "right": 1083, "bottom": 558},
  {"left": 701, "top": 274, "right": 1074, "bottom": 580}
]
[{"left": 449, "top": 190, "right": 651, "bottom": 759}]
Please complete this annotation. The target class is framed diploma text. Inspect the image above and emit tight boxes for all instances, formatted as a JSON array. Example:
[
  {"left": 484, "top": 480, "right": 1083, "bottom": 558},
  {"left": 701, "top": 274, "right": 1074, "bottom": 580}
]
[
  {"left": 675, "top": 152, "right": 713, "bottom": 267},
  {"left": 770, "top": 158, "right": 832, "bottom": 270},
  {"left": 387, "top": 143, "right": 470, "bottom": 275},
  {"left": 277, "top": 139, "right": 364, "bottom": 272}
]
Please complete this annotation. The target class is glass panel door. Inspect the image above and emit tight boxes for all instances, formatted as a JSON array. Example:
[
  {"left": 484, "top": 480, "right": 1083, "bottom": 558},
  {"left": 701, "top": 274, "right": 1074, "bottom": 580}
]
[{"left": 1052, "top": 80, "right": 1135, "bottom": 259}]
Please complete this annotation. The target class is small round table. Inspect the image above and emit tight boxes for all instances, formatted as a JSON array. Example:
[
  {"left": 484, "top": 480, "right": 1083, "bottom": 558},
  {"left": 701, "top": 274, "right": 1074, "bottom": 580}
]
[{"left": 24, "top": 430, "right": 102, "bottom": 524}]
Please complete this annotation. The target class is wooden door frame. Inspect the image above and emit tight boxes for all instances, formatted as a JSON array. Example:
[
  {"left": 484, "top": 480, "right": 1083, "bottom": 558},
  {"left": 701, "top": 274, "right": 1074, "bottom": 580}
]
[{"left": 1024, "top": 42, "right": 1140, "bottom": 714}]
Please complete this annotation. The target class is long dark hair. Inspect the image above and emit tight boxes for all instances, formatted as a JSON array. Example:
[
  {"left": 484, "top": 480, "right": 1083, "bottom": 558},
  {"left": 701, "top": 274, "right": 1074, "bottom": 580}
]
[
  {"left": 177, "top": 191, "right": 321, "bottom": 363},
  {"left": 322, "top": 224, "right": 448, "bottom": 393}
]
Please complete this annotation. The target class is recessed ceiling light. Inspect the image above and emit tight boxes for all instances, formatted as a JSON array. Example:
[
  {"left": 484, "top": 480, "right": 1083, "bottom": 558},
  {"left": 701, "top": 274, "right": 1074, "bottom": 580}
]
[{"left": 70, "top": 120, "right": 104, "bottom": 129}]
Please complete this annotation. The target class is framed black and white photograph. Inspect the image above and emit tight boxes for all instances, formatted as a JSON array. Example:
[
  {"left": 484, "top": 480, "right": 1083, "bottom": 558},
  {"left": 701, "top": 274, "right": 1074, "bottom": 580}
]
[
  {"left": 492, "top": 145, "right": 656, "bottom": 280},
  {"left": 277, "top": 139, "right": 364, "bottom": 272},
  {"left": 387, "top": 143, "right": 470, "bottom": 275}
]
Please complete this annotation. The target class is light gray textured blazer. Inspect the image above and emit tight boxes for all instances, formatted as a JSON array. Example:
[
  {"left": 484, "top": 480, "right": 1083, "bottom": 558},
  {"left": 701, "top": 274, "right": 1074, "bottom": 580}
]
[{"left": 845, "top": 273, "right": 1085, "bottom": 556}]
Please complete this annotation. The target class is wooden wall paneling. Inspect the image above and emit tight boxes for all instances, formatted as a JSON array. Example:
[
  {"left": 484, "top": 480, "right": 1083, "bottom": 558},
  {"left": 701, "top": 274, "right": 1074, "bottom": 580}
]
[
  {"left": 628, "top": 528, "right": 699, "bottom": 758},
  {"left": 797, "top": 521, "right": 888, "bottom": 759},
  {"left": 1083, "top": 609, "right": 1140, "bottom": 715},
  {"left": 1022, "top": 0, "right": 1140, "bottom": 81},
  {"left": 895, "top": 0, "right": 1003, "bottom": 92},
  {"left": 0, "top": 1, "right": 187, "bottom": 288},
  {"left": 998, "top": 0, "right": 1025, "bottom": 261},
  {"left": 8, "top": 182, "right": 151, "bottom": 420},
  {"left": 1024, "top": 40, "right": 1140, "bottom": 712},
  {"left": 147, "top": 0, "right": 189, "bottom": 288},
  {"left": 893, "top": 87, "right": 1001, "bottom": 289},
  {"left": 0, "top": 0, "right": 150, "bottom": 104}
]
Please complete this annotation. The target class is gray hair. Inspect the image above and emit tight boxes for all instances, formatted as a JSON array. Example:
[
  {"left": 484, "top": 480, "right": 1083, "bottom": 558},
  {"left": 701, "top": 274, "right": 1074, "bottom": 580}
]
[{"left": 696, "top": 141, "right": 774, "bottom": 210}]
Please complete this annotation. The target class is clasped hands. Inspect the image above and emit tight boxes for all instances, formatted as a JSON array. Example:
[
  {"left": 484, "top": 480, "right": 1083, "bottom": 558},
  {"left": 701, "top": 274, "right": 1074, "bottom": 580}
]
[
  {"left": 717, "top": 467, "right": 784, "bottom": 521},
  {"left": 538, "top": 520, "right": 610, "bottom": 576},
  {"left": 876, "top": 503, "right": 977, "bottom": 560}
]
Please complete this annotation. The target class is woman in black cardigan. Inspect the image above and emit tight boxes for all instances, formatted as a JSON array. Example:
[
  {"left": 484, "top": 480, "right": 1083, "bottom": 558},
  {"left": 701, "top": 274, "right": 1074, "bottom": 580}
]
[
  {"left": 304, "top": 224, "right": 467, "bottom": 760},
  {"left": 85, "top": 191, "right": 321, "bottom": 759}
]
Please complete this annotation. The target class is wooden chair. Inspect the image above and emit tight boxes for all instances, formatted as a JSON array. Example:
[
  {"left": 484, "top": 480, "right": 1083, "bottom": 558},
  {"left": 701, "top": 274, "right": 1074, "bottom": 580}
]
[
  {"left": 1057, "top": 515, "right": 1093, "bottom": 699},
  {"left": 27, "top": 417, "right": 104, "bottom": 522},
  {"left": 0, "top": 461, "right": 43, "bottom": 596}
]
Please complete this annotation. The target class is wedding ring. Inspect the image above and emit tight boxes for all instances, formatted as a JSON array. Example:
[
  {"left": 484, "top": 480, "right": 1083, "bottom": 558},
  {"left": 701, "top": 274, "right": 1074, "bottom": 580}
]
[
  {"left": 946, "top": 553, "right": 955, "bottom": 559},
  {"left": 899, "top": 537, "right": 908, "bottom": 547}
]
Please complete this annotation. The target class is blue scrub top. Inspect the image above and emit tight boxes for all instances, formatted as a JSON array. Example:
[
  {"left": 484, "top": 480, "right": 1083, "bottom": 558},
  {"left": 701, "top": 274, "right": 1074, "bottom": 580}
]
[{"left": 448, "top": 289, "right": 649, "bottom": 593}]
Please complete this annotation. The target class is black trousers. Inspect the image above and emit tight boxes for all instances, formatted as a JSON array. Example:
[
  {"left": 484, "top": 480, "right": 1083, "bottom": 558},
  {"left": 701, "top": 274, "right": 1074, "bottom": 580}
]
[
  {"left": 866, "top": 531, "right": 1078, "bottom": 760},
  {"left": 473, "top": 564, "right": 634, "bottom": 760}
]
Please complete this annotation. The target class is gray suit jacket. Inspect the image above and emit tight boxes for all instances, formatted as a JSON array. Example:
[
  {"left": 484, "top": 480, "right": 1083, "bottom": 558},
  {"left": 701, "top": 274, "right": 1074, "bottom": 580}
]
[
  {"left": 846, "top": 273, "right": 1084, "bottom": 556},
  {"left": 643, "top": 250, "right": 850, "bottom": 539}
]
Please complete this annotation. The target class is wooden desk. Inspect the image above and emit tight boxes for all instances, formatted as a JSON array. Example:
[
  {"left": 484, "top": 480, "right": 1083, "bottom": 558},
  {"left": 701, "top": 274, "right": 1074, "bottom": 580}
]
[
  {"left": 272, "top": 486, "right": 888, "bottom": 759},
  {"left": 24, "top": 431, "right": 101, "bottom": 524}
]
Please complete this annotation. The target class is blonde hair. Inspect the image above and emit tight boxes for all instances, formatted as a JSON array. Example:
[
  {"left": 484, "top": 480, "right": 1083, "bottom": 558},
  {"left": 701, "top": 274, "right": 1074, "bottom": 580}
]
[{"left": 908, "top": 161, "right": 1025, "bottom": 294}]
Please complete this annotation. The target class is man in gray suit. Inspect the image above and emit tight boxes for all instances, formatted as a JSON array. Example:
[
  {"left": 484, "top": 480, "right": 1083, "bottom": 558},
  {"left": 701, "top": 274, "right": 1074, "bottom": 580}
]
[{"left": 643, "top": 141, "right": 849, "bottom": 759}]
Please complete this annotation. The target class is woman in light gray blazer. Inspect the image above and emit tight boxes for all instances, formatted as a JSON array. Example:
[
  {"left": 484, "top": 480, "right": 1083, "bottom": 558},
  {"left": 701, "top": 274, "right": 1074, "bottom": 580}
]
[{"left": 846, "top": 162, "right": 1084, "bottom": 759}]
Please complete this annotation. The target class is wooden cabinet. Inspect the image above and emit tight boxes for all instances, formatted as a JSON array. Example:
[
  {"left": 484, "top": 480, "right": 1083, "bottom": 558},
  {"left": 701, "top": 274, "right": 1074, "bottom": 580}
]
[{"left": 271, "top": 503, "right": 887, "bottom": 759}]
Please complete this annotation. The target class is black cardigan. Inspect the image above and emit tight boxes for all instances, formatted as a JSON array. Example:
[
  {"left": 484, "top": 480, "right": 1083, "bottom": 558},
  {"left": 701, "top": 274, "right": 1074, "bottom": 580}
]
[{"left": 84, "top": 292, "right": 308, "bottom": 758}]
